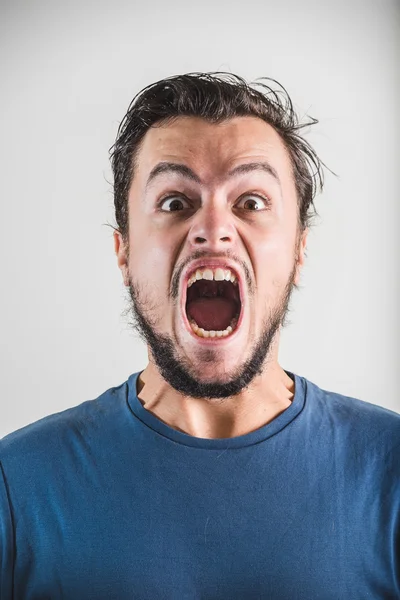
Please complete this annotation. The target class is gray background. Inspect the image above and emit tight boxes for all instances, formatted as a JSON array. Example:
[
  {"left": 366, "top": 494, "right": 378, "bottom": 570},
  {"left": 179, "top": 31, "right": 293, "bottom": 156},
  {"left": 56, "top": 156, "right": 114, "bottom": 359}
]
[{"left": 1, "top": 0, "right": 399, "bottom": 437}]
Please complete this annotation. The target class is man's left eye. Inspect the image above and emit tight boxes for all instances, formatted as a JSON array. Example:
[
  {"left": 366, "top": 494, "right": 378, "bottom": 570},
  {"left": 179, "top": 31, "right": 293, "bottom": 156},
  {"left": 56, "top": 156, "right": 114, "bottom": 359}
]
[{"left": 236, "top": 195, "right": 270, "bottom": 211}]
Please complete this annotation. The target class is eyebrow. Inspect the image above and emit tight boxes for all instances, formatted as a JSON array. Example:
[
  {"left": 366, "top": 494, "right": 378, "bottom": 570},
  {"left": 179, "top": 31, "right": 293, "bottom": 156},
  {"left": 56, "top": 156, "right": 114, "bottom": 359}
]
[{"left": 145, "top": 160, "right": 282, "bottom": 190}]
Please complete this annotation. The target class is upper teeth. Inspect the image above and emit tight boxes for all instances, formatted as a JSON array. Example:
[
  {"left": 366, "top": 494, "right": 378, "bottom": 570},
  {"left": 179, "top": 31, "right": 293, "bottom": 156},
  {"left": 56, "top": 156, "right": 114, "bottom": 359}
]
[{"left": 187, "top": 267, "right": 237, "bottom": 288}]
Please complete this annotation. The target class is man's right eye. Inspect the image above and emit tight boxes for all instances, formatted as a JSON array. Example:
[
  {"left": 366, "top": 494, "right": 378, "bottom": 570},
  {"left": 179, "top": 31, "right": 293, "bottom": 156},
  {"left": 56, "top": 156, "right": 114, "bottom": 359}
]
[{"left": 159, "top": 195, "right": 190, "bottom": 212}]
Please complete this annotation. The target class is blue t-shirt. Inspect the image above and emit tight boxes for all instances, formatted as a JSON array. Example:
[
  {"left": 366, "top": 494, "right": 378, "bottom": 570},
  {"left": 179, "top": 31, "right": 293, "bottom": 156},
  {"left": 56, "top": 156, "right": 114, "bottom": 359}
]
[{"left": 0, "top": 370, "right": 399, "bottom": 599}]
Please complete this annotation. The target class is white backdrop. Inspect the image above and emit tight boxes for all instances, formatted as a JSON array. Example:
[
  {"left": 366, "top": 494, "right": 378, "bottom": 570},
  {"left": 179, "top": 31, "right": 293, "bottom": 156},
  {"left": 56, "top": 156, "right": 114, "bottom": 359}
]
[{"left": 1, "top": 0, "right": 399, "bottom": 437}]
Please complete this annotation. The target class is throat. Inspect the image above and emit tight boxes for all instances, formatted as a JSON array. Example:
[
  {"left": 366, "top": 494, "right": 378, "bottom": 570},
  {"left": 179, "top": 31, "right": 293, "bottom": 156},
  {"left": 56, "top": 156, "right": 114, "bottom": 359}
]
[{"left": 186, "top": 297, "right": 239, "bottom": 331}]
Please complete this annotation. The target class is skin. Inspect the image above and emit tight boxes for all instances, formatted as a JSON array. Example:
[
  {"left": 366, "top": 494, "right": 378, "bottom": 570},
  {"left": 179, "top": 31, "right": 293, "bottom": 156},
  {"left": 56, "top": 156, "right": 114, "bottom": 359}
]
[{"left": 114, "top": 115, "right": 308, "bottom": 439}]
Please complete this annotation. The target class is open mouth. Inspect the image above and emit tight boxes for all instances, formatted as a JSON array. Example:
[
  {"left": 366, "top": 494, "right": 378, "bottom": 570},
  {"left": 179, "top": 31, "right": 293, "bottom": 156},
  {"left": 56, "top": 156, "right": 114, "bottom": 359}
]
[{"left": 184, "top": 267, "right": 242, "bottom": 339}]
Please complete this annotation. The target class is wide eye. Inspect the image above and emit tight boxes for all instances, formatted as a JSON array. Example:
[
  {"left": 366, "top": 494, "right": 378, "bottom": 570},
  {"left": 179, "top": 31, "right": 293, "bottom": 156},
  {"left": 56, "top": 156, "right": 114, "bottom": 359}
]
[
  {"left": 236, "top": 195, "right": 270, "bottom": 211},
  {"left": 159, "top": 195, "right": 190, "bottom": 212}
]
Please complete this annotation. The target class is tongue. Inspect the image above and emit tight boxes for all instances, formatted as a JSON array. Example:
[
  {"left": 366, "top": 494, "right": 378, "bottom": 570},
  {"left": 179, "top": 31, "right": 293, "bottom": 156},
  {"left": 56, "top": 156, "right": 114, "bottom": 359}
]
[{"left": 186, "top": 298, "right": 238, "bottom": 331}]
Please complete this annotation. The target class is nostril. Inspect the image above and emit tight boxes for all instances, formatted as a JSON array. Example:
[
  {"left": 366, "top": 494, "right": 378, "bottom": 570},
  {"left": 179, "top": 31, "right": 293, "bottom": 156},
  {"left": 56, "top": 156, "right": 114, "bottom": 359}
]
[{"left": 194, "top": 236, "right": 231, "bottom": 244}]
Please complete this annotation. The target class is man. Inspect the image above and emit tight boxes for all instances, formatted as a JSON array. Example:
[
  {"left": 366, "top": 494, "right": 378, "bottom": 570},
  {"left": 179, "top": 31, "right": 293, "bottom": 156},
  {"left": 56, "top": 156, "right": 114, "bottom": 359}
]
[{"left": 1, "top": 72, "right": 399, "bottom": 599}]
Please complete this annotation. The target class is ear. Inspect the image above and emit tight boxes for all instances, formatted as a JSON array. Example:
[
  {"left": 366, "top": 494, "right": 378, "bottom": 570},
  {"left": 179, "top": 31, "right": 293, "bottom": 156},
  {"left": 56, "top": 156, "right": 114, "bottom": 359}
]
[
  {"left": 294, "top": 227, "right": 308, "bottom": 286},
  {"left": 113, "top": 230, "right": 130, "bottom": 287}
]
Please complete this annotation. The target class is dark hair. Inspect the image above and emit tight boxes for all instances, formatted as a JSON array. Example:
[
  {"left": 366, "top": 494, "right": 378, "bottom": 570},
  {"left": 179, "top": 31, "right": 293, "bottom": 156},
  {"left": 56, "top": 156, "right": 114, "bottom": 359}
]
[{"left": 110, "top": 72, "right": 332, "bottom": 244}]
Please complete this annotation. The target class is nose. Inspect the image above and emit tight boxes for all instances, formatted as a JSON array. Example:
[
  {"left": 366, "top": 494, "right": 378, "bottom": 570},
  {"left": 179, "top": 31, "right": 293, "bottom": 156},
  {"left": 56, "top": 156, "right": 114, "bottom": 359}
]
[{"left": 187, "top": 200, "right": 235, "bottom": 251}]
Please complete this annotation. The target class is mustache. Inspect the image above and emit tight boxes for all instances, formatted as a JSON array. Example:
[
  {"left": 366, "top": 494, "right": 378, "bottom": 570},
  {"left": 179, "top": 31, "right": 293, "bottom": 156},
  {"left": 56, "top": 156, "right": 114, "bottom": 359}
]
[{"left": 169, "top": 250, "right": 254, "bottom": 300}]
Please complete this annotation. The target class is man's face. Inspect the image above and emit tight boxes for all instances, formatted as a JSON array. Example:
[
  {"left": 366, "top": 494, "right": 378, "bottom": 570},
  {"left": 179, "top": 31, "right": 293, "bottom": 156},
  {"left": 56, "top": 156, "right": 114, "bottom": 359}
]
[{"left": 115, "top": 116, "right": 307, "bottom": 399}]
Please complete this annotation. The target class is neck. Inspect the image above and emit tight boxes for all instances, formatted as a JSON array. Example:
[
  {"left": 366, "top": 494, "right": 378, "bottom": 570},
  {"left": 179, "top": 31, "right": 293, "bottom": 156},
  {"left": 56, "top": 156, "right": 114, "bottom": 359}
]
[{"left": 136, "top": 352, "right": 295, "bottom": 440}]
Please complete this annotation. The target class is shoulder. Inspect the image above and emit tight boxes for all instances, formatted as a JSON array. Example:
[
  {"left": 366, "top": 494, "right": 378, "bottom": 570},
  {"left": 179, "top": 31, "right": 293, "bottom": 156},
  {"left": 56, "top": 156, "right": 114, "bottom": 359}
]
[
  {"left": 306, "top": 376, "right": 400, "bottom": 422},
  {"left": 0, "top": 377, "right": 130, "bottom": 464},
  {"left": 303, "top": 376, "right": 400, "bottom": 457}
]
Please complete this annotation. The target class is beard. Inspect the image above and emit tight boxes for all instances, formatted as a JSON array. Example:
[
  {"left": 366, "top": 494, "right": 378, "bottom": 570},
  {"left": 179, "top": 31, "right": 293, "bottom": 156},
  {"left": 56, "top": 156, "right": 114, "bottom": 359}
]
[{"left": 124, "top": 259, "right": 299, "bottom": 401}]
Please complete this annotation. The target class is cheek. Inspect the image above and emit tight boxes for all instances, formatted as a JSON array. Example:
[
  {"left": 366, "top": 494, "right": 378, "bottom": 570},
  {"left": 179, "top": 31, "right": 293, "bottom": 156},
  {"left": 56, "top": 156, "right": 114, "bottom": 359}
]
[
  {"left": 253, "top": 233, "right": 296, "bottom": 289},
  {"left": 130, "top": 244, "right": 169, "bottom": 277},
  {"left": 127, "top": 207, "right": 183, "bottom": 306},
  {"left": 129, "top": 206, "right": 176, "bottom": 263},
  {"left": 128, "top": 231, "right": 175, "bottom": 295}
]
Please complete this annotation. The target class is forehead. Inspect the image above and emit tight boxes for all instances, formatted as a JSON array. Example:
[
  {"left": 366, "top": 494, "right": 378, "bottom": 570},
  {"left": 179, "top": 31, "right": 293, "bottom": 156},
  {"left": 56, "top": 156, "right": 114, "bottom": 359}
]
[{"left": 134, "top": 116, "right": 293, "bottom": 184}]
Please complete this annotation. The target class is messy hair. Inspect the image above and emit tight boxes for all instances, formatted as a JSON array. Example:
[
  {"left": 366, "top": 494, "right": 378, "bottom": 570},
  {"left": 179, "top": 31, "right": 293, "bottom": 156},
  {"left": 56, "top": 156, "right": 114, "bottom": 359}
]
[{"left": 110, "top": 72, "right": 330, "bottom": 244}]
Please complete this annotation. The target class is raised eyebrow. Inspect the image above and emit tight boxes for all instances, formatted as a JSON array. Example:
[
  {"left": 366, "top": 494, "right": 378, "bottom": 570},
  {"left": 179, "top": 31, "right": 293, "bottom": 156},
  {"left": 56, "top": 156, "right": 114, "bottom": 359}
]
[
  {"left": 145, "top": 160, "right": 281, "bottom": 190},
  {"left": 227, "top": 162, "right": 281, "bottom": 189},
  {"left": 145, "top": 162, "right": 201, "bottom": 190}
]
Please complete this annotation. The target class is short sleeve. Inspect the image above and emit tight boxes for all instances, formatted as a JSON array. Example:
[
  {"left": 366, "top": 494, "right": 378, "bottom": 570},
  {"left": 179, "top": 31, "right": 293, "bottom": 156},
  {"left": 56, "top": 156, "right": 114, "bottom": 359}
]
[{"left": 0, "top": 460, "right": 14, "bottom": 599}]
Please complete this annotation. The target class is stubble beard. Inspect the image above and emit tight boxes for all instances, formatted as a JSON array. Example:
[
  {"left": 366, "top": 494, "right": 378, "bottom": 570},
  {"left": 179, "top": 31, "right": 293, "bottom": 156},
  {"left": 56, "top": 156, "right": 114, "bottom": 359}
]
[{"left": 124, "top": 261, "right": 298, "bottom": 401}]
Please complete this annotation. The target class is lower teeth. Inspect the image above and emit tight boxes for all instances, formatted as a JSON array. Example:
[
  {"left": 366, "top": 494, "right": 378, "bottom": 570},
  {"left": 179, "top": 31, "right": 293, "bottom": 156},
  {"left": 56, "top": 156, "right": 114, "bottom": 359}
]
[{"left": 189, "top": 318, "right": 238, "bottom": 338}]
